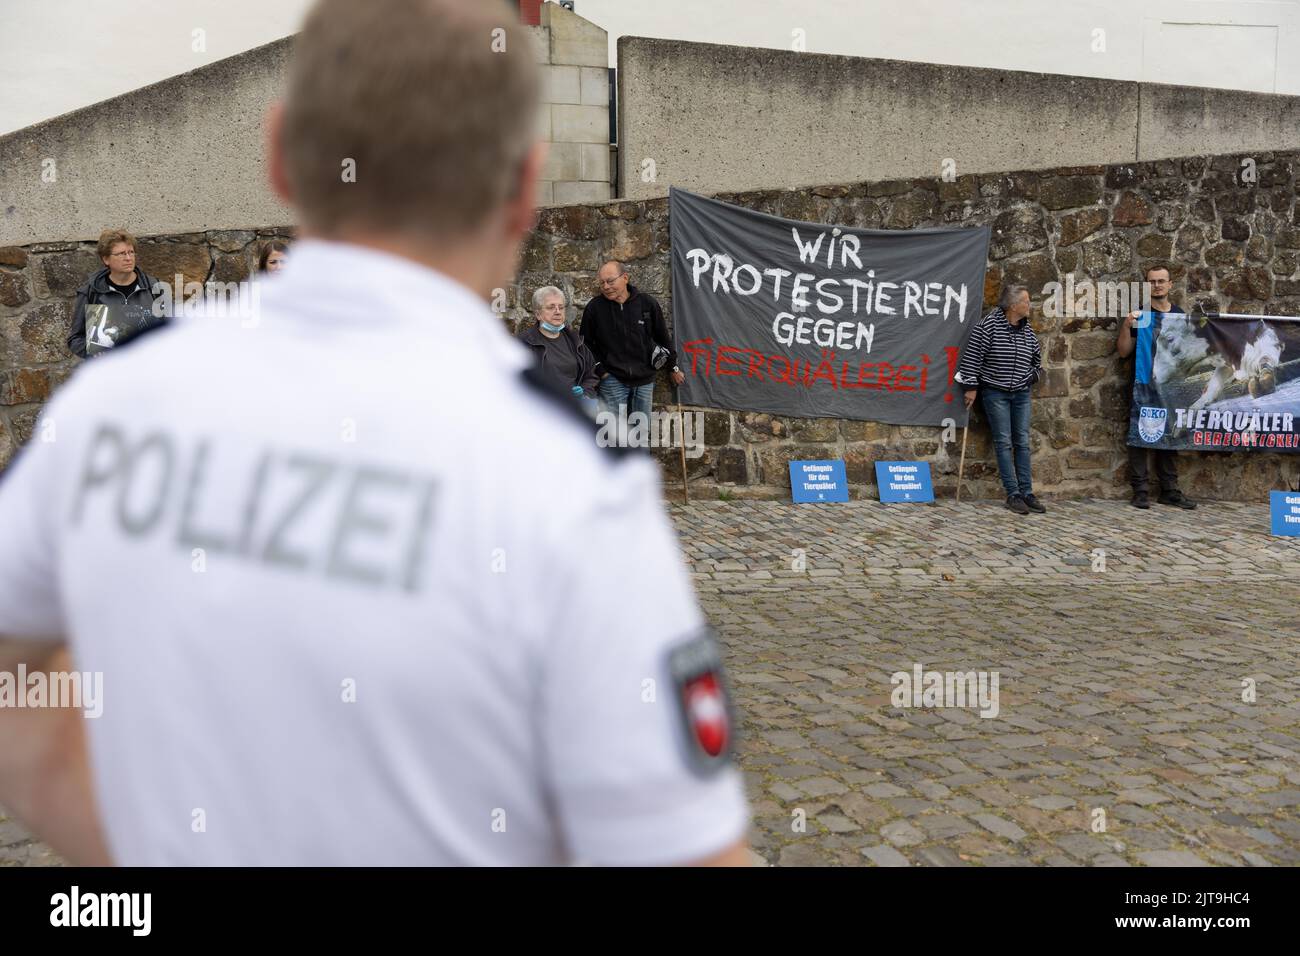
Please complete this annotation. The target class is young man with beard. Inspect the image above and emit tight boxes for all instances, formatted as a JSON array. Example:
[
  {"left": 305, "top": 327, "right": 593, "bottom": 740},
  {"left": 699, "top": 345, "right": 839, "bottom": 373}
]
[{"left": 1116, "top": 263, "right": 1198, "bottom": 510}]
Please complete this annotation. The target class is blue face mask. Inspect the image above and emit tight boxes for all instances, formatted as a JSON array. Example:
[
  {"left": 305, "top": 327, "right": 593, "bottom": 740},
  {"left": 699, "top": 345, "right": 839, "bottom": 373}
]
[{"left": 540, "top": 320, "right": 566, "bottom": 334}]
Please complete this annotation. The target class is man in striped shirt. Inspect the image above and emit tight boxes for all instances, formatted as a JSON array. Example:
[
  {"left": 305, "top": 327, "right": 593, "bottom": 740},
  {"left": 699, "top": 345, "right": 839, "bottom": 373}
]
[{"left": 953, "top": 285, "right": 1044, "bottom": 515}]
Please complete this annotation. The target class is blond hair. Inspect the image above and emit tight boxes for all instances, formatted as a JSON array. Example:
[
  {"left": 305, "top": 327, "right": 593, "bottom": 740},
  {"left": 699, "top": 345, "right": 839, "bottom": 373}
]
[
  {"left": 96, "top": 229, "right": 137, "bottom": 260},
  {"left": 279, "top": 0, "right": 539, "bottom": 241}
]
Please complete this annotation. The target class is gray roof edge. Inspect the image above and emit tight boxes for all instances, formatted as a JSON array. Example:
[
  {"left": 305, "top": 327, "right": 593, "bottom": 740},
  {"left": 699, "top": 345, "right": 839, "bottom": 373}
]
[{"left": 0, "top": 34, "right": 296, "bottom": 148}]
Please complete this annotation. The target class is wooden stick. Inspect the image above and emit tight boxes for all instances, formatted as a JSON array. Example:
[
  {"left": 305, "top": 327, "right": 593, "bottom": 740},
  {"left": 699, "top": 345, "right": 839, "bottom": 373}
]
[
  {"left": 676, "top": 400, "right": 690, "bottom": 503},
  {"left": 955, "top": 419, "right": 970, "bottom": 503}
]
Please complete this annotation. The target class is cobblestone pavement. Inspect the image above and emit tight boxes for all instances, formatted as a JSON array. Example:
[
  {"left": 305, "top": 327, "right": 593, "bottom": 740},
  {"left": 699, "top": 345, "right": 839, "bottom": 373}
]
[
  {"left": 4, "top": 497, "right": 1297, "bottom": 867},
  {"left": 677, "top": 497, "right": 1300, "bottom": 866}
]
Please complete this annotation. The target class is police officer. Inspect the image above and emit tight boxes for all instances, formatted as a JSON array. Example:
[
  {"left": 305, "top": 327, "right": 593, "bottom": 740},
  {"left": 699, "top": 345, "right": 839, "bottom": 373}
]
[{"left": 0, "top": 0, "right": 749, "bottom": 866}]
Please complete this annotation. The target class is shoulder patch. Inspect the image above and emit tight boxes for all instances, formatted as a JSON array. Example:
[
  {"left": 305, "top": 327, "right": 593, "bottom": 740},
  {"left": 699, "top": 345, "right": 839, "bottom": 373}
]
[
  {"left": 667, "top": 631, "right": 736, "bottom": 777},
  {"left": 518, "top": 364, "right": 633, "bottom": 460}
]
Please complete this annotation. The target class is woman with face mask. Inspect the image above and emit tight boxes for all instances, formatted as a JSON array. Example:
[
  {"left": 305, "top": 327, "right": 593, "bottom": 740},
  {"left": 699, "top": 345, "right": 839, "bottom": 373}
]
[{"left": 519, "top": 286, "right": 600, "bottom": 411}]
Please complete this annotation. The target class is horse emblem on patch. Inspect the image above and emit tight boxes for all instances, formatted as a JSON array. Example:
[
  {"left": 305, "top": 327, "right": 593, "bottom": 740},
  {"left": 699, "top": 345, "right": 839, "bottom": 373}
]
[{"left": 1138, "top": 406, "right": 1167, "bottom": 443}]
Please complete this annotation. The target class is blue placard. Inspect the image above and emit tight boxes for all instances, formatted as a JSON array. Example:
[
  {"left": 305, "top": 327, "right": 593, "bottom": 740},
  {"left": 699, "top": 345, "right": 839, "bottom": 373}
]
[
  {"left": 875, "top": 461, "right": 934, "bottom": 503},
  {"left": 789, "top": 460, "right": 849, "bottom": 503},
  {"left": 1270, "top": 491, "right": 1300, "bottom": 536}
]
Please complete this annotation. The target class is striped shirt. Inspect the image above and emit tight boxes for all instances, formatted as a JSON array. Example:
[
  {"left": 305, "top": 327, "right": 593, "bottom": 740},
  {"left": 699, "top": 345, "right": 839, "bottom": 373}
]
[{"left": 953, "top": 307, "right": 1042, "bottom": 391}]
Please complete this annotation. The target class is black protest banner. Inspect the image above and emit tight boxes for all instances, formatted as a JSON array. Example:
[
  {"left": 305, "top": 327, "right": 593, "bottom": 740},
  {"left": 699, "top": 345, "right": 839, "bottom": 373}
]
[{"left": 669, "top": 187, "right": 990, "bottom": 426}]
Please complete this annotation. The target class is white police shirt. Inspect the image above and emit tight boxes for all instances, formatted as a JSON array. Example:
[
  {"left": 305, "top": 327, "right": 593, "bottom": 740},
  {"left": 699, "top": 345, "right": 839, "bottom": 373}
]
[{"left": 0, "top": 239, "right": 749, "bottom": 865}]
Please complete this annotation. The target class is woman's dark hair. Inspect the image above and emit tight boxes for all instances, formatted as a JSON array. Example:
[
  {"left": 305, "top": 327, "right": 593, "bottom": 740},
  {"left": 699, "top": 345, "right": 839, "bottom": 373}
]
[{"left": 258, "top": 240, "right": 290, "bottom": 272}]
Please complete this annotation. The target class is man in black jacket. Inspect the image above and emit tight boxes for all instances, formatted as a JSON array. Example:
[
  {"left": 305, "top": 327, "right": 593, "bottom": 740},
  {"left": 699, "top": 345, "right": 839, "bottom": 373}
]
[
  {"left": 580, "top": 260, "right": 683, "bottom": 426},
  {"left": 67, "top": 229, "right": 166, "bottom": 358}
]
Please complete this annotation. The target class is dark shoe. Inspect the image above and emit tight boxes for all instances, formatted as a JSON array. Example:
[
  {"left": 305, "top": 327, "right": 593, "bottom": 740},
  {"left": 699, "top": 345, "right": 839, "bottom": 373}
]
[
  {"left": 1158, "top": 489, "right": 1197, "bottom": 510},
  {"left": 1005, "top": 495, "right": 1030, "bottom": 515},
  {"left": 1022, "top": 494, "right": 1046, "bottom": 514},
  {"left": 1131, "top": 491, "right": 1150, "bottom": 509}
]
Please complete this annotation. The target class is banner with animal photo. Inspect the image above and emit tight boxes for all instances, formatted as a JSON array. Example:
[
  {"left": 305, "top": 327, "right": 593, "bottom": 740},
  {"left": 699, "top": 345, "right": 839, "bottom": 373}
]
[
  {"left": 1127, "top": 311, "right": 1300, "bottom": 452},
  {"left": 669, "top": 187, "right": 990, "bottom": 426},
  {"left": 83, "top": 299, "right": 160, "bottom": 356}
]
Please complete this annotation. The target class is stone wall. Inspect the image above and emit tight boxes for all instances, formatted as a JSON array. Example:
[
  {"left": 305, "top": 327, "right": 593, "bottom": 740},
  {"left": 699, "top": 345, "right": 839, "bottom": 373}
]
[
  {"left": 617, "top": 36, "right": 1300, "bottom": 203},
  {"left": 0, "top": 40, "right": 295, "bottom": 247},
  {"left": 0, "top": 3, "right": 614, "bottom": 247},
  {"left": 533, "top": 2, "right": 618, "bottom": 205},
  {"left": 510, "top": 149, "right": 1300, "bottom": 501},
  {"left": 0, "top": 228, "right": 291, "bottom": 470},
  {"left": 3, "top": 150, "right": 1299, "bottom": 501},
  {"left": 530, "top": 2, "right": 613, "bottom": 206}
]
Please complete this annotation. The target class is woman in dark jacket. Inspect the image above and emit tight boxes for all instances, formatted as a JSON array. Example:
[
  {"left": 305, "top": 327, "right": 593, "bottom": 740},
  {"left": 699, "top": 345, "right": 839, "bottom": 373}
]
[
  {"left": 519, "top": 286, "right": 600, "bottom": 406},
  {"left": 67, "top": 229, "right": 164, "bottom": 358}
]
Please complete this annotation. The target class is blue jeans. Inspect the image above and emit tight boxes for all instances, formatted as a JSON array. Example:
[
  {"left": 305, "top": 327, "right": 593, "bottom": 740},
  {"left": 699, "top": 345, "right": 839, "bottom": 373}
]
[
  {"left": 597, "top": 376, "right": 654, "bottom": 422},
  {"left": 981, "top": 386, "right": 1033, "bottom": 498}
]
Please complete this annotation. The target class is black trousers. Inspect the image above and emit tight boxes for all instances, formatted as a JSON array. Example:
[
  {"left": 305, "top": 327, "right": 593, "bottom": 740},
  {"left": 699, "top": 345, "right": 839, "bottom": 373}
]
[{"left": 1128, "top": 446, "right": 1179, "bottom": 493}]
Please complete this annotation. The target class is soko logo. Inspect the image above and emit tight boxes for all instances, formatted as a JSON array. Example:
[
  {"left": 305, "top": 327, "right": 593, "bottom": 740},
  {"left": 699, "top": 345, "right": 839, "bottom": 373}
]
[{"left": 1138, "top": 406, "right": 1167, "bottom": 443}]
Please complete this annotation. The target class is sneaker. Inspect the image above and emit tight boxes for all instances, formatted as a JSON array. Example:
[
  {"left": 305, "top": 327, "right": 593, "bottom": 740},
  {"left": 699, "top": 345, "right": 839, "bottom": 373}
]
[
  {"left": 1158, "top": 489, "right": 1197, "bottom": 510},
  {"left": 1022, "top": 494, "right": 1047, "bottom": 514},
  {"left": 1005, "top": 495, "right": 1030, "bottom": 515},
  {"left": 1131, "top": 491, "right": 1150, "bottom": 509}
]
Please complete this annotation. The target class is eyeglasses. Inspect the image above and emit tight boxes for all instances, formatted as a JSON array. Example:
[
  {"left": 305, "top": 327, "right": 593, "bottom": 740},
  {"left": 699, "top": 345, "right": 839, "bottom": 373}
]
[
  {"left": 599, "top": 274, "right": 625, "bottom": 286},
  {"left": 109, "top": 251, "right": 136, "bottom": 258}
]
